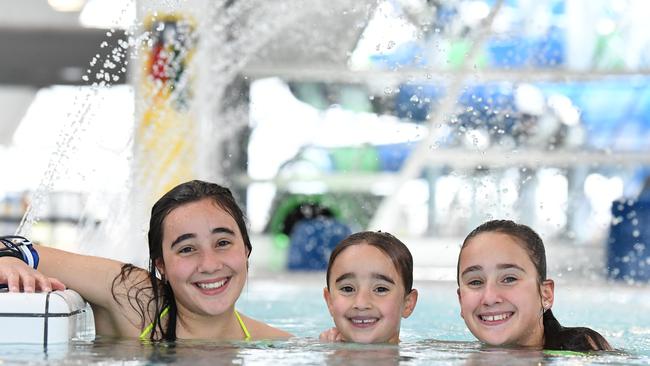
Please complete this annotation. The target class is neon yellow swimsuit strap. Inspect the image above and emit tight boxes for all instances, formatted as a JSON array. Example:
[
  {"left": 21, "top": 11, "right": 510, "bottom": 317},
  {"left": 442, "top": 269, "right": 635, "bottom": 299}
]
[
  {"left": 140, "top": 306, "right": 170, "bottom": 340},
  {"left": 544, "top": 349, "right": 588, "bottom": 357},
  {"left": 139, "top": 307, "right": 250, "bottom": 341},
  {"left": 234, "top": 309, "right": 251, "bottom": 341}
]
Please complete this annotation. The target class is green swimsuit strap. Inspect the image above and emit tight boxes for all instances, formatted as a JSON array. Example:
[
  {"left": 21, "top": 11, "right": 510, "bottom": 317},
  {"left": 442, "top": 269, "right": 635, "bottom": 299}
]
[{"left": 139, "top": 307, "right": 251, "bottom": 341}]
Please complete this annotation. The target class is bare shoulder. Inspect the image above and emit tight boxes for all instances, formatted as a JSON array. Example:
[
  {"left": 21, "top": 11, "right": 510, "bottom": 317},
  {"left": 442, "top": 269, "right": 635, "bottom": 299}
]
[
  {"left": 101, "top": 264, "right": 157, "bottom": 337},
  {"left": 239, "top": 313, "right": 293, "bottom": 340}
]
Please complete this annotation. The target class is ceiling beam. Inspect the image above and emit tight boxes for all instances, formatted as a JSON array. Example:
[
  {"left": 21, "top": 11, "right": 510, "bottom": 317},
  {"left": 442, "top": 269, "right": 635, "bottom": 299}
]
[{"left": 0, "top": 27, "right": 128, "bottom": 87}]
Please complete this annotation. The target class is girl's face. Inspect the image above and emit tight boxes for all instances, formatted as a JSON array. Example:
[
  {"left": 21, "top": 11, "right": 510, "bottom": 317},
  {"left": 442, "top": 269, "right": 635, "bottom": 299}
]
[
  {"left": 457, "top": 232, "right": 554, "bottom": 348},
  {"left": 156, "top": 198, "right": 249, "bottom": 318},
  {"left": 323, "top": 243, "right": 418, "bottom": 344}
]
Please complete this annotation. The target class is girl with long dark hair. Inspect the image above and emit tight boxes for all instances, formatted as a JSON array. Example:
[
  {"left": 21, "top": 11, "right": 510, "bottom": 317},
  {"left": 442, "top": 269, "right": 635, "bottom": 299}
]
[
  {"left": 456, "top": 219, "right": 612, "bottom": 351},
  {"left": 1, "top": 180, "right": 292, "bottom": 341}
]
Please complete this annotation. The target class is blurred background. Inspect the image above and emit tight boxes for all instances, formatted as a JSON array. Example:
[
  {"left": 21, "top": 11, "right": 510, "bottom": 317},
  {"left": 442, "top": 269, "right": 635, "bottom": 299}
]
[{"left": 1, "top": 0, "right": 649, "bottom": 283}]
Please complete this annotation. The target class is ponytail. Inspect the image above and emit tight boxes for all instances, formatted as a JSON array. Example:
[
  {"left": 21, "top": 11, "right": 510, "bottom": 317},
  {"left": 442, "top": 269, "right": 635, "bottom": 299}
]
[
  {"left": 542, "top": 309, "right": 563, "bottom": 349},
  {"left": 543, "top": 309, "right": 612, "bottom": 351}
]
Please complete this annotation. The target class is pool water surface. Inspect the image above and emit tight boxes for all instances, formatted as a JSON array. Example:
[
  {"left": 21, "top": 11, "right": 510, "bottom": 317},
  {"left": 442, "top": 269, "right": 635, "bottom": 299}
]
[{"left": 1, "top": 275, "right": 648, "bottom": 365}]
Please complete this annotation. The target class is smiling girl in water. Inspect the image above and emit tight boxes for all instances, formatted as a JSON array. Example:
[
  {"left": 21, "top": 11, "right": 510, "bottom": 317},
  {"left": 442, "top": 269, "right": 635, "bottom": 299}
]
[
  {"left": 321, "top": 231, "right": 418, "bottom": 344},
  {"left": 0, "top": 180, "right": 292, "bottom": 341},
  {"left": 456, "top": 219, "right": 612, "bottom": 351}
]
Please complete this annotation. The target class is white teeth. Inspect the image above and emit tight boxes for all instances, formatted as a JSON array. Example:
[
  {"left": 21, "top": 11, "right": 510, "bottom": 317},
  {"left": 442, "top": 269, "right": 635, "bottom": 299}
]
[
  {"left": 481, "top": 313, "right": 510, "bottom": 322},
  {"left": 197, "top": 279, "right": 227, "bottom": 289},
  {"left": 351, "top": 318, "right": 377, "bottom": 324}
]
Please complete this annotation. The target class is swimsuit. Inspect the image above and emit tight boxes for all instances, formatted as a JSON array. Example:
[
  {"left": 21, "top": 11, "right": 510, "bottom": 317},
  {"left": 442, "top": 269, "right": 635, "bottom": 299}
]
[{"left": 139, "top": 307, "right": 251, "bottom": 341}]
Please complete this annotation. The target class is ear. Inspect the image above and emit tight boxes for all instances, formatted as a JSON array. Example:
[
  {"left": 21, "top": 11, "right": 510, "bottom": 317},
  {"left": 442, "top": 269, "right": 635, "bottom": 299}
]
[
  {"left": 155, "top": 258, "right": 165, "bottom": 278},
  {"left": 245, "top": 247, "right": 251, "bottom": 272},
  {"left": 541, "top": 279, "right": 555, "bottom": 310},
  {"left": 323, "top": 287, "right": 335, "bottom": 316},
  {"left": 401, "top": 289, "right": 418, "bottom": 318},
  {"left": 457, "top": 288, "right": 464, "bottom": 319}
]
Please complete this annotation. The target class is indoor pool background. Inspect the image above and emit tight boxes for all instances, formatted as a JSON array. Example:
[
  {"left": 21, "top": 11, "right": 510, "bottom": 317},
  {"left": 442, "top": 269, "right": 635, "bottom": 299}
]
[{"left": 1, "top": 275, "right": 649, "bottom": 365}]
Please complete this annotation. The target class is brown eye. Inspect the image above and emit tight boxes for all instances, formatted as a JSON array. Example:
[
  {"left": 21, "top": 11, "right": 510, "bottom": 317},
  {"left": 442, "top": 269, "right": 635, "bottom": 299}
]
[
  {"left": 374, "top": 286, "right": 390, "bottom": 293},
  {"left": 216, "top": 239, "right": 231, "bottom": 247},
  {"left": 178, "top": 246, "right": 194, "bottom": 254},
  {"left": 340, "top": 285, "right": 354, "bottom": 293}
]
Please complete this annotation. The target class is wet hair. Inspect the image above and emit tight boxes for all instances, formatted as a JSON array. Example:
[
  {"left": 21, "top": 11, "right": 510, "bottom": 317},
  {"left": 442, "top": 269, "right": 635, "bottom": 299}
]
[
  {"left": 326, "top": 231, "right": 413, "bottom": 294},
  {"left": 112, "top": 180, "right": 252, "bottom": 341},
  {"left": 456, "top": 220, "right": 612, "bottom": 352}
]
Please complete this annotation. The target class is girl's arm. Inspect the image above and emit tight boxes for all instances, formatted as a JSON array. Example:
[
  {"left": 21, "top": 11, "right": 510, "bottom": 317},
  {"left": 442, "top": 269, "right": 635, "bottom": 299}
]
[
  {"left": 1, "top": 245, "right": 149, "bottom": 337},
  {"left": 33, "top": 245, "right": 126, "bottom": 307}
]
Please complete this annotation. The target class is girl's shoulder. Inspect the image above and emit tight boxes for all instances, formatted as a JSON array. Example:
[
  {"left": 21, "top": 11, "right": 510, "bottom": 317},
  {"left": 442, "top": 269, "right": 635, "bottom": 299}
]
[
  {"left": 104, "top": 264, "right": 158, "bottom": 336},
  {"left": 239, "top": 313, "right": 293, "bottom": 340}
]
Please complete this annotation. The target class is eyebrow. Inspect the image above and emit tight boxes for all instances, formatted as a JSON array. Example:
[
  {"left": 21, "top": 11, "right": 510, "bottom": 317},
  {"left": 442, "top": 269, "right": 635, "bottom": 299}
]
[
  {"left": 372, "top": 273, "right": 396, "bottom": 284},
  {"left": 460, "top": 263, "right": 526, "bottom": 277},
  {"left": 335, "top": 273, "right": 355, "bottom": 283},
  {"left": 170, "top": 227, "right": 236, "bottom": 248},
  {"left": 497, "top": 263, "right": 526, "bottom": 272},
  {"left": 334, "top": 272, "right": 396, "bottom": 284},
  {"left": 461, "top": 265, "right": 482, "bottom": 278}
]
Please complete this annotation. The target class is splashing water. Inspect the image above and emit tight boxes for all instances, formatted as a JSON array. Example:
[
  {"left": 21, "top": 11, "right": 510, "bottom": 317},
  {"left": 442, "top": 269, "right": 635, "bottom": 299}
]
[
  {"left": 15, "top": 1, "right": 135, "bottom": 258},
  {"left": 14, "top": 0, "right": 373, "bottom": 263}
]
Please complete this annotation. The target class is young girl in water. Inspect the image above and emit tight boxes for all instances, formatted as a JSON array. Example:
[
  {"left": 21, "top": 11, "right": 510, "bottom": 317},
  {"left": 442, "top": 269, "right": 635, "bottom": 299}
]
[
  {"left": 456, "top": 219, "right": 612, "bottom": 351},
  {"left": 321, "top": 231, "right": 418, "bottom": 344},
  {"left": 0, "top": 180, "right": 292, "bottom": 341}
]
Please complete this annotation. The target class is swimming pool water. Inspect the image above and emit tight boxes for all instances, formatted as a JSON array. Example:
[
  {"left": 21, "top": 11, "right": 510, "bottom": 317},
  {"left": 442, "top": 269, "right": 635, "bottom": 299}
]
[{"left": 1, "top": 274, "right": 649, "bottom": 365}]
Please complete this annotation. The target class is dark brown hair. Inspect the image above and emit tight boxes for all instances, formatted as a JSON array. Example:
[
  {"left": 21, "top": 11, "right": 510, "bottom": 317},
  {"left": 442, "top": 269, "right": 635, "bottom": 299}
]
[
  {"left": 457, "top": 219, "right": 612, "bottom": 352},
  {"left": 326, "top": 231, "right": 413, "bottom": 294}
]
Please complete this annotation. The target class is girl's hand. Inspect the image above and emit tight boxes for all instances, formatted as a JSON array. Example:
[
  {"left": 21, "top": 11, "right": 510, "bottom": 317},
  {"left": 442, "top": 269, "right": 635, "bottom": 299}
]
[
  {"left": 319, "top": 327, "right": 343, "bottom": 342},
  {"left": 0, "top": 257, "right": 66, "bottom": 293}
]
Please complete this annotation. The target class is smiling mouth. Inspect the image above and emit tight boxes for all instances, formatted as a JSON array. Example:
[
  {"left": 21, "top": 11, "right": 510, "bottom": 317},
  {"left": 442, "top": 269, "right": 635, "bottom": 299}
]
[
  {"left": 348, "top": 317, "right": 379, "bottom": 328},
  {"left": 194, "top": 277, "right": 230, "bottom": 291},
  {"left": 479, "top": 312, "right": 514, "bottom": 324}
]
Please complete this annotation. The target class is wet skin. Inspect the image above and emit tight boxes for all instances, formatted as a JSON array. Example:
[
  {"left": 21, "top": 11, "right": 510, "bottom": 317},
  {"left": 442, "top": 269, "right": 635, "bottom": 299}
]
[
  {"left": 324, "top": 243, "right": 417, "bottom": 344},
  {"left": 156, "top": 198, "right": 249, "bottom": 334},
  {"left": 457, "top": 232, "right": 554, "bottom": 348}
]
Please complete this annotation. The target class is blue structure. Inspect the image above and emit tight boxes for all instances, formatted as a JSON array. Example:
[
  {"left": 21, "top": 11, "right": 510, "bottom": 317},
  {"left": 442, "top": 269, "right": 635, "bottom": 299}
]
[
  {"left": 607, "top": 197, "right": 650, "bottom": 282},
  {"left": 287, "top": 218, "right": 352, "bottom": 271}
]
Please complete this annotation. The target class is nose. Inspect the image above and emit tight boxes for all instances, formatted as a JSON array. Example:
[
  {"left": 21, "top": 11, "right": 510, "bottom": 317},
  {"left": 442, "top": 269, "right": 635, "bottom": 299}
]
[
  {"left": 481, "top": 281, "right": 503, "bottom": 306},
  {"left": 197, "top": 249, "right": 223, "bottom": 273},
  {"left": 353, "top": 289, "right": 372, "bottom": 310}
]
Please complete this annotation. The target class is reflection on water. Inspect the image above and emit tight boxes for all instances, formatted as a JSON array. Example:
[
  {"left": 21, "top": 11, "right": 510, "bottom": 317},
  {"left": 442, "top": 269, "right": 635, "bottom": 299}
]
[
  {"left": 0, "top": 337, "right": 644, "bottom": 366},
  {"left": 1, "top": 279, "right": 649, "bottom": 365}
]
